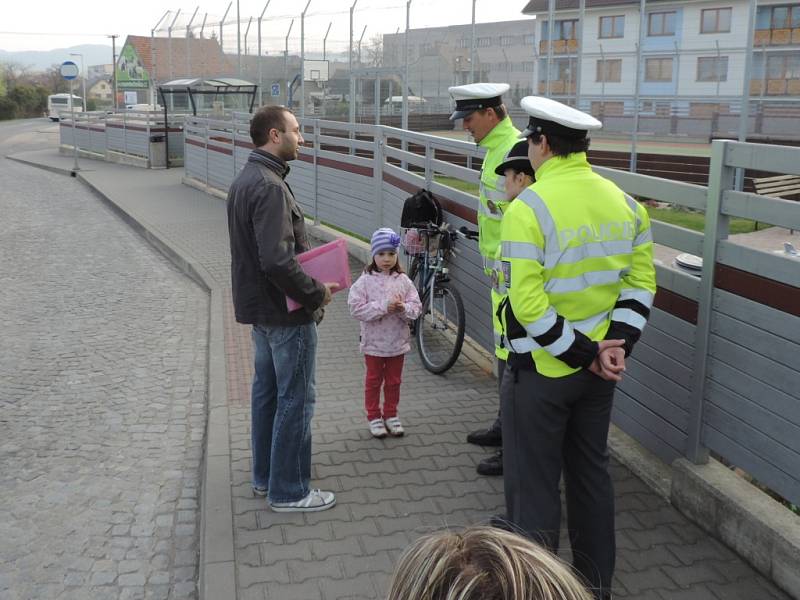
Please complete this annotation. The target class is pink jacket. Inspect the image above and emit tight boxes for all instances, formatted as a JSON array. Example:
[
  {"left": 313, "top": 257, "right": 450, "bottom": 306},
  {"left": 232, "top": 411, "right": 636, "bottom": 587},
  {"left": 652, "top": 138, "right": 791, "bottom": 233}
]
[{"left": 347, "top": 270, "right": 422, "bottom": 357}]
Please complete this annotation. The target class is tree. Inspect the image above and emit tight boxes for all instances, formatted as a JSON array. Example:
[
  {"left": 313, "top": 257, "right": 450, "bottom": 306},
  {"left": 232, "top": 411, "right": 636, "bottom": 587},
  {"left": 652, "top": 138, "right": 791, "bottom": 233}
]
[
  {"left": 0, "top": 96, "right": 16, "bottom": 120},
  {"left": 363, "top": 35, "right": 383, "bottom": 68},
  {"left": 40, "top": 65, "right": 71, "bottom": 95},
  {"left": 7, "top": 84, "right": 48, "bottom": 117}
]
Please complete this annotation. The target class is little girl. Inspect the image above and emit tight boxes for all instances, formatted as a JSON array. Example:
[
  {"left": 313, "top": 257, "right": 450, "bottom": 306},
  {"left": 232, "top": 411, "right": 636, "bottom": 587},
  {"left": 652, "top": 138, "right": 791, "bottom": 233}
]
[{"left": 348, "top": 228, "right": 422, "bottom": 438}]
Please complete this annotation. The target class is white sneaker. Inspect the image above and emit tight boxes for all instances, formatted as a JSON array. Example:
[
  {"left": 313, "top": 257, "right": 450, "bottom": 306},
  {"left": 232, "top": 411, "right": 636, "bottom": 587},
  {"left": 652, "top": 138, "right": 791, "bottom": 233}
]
[
  {"left": 384, "top": 416, "right": 405, "bottom": 437},
  {"left": 270, "top": 489, "right": 336, "bottom": 512},
  {"left": 369, "top": 418, "right": 388, "bottom": 438}
]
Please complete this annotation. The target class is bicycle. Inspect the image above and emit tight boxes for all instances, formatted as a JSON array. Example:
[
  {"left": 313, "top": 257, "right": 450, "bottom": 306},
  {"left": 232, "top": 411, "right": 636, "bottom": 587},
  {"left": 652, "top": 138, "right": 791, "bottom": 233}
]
[{"left": 402, "top": 222, "right": 478, "bottom": 374}]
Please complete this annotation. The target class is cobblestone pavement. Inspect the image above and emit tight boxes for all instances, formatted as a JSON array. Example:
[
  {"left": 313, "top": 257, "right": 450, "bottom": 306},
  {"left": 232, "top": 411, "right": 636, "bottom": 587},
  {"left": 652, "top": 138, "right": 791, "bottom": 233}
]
[
  {"left": 0, "top": 157, "right": 208, "bottom": 600},
  {"left": 5, "top": 145, "right": 792, "bottom": 600},
  {"left": 224, "top": 259, "right": 790, "bottom": 600}
]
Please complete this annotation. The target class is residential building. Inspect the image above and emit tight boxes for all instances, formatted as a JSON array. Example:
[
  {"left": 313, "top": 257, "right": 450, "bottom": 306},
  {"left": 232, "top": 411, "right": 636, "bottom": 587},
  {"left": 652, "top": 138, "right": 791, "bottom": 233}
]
[
  {"left": 88, "top": 77, "right": 114, "bottom": 103},
  {"left": 521, "top": 0, "right": 800, "bottom": 117},
  {"left": 382, "top": 19, "right": 538, "bottom": 109},
  {"left": 115, "top": 35, "right": 235, "bottom": 104}
]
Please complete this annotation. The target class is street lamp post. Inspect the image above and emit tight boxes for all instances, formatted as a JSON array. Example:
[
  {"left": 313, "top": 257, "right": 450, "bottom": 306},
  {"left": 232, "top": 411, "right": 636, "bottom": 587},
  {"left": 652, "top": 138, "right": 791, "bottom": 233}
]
[
  {"left": 301, "top": 0, "right": 312, "bottom": 119},
  {"left": 69, "top": 53, "right": 86, "bottom": 111},
  {"left": 107, "top": 34, "right": 118, "bottom": 110},
  {"left": 186, "top": 6, "right": 199, "bottom": 79}
]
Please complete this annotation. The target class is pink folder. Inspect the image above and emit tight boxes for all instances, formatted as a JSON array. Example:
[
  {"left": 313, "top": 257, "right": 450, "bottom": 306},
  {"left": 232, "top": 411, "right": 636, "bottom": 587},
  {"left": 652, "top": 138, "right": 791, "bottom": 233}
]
[{"left": 286, "top": 238, "right": 352, "bottom": 312}]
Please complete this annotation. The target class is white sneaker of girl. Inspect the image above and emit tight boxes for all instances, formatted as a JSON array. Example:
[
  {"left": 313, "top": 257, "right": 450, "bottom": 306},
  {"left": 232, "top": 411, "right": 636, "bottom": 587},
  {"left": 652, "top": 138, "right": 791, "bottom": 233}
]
[
  {"left": 384, "top": 416, "right": 405, "bottom": 437},
  {"left": 369, "top": 418, "right": 388, "bottom": 438}
]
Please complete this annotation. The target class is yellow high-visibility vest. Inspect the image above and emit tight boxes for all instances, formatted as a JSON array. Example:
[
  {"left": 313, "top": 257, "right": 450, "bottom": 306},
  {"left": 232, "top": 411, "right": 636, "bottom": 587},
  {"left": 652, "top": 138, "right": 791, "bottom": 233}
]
[{"left": 499, "top": 152, "right": 657, "bottom": 378}]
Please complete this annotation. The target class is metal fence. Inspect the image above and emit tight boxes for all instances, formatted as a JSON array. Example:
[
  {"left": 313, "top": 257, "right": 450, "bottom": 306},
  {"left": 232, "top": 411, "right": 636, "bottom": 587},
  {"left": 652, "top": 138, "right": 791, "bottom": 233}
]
[
  {"left": 182, "top": 114, "right": 800, "bottom": 507},
  {"left": 59, "top": 110, "right": 186, "bottom": 167}
]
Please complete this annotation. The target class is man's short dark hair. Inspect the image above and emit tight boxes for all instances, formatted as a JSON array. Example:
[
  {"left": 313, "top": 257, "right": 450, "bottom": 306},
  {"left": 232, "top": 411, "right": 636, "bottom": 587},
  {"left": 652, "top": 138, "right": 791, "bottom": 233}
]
[
  {"left": 530, "top": 131, "right": 590, "bottom": 157},
  {"left": 477, "top": 103, "right": 507, "bottom": 121},
  {"left": 250, "top": 105, "right": 292, "bottom": 147}
]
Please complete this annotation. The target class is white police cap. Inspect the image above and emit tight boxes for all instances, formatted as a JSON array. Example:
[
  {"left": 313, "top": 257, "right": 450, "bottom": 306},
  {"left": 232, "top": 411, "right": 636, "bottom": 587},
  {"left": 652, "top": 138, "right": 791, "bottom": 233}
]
[
  {"left": 448, "top": 83, "right": 510, "bottom": 120},
  {"left": 519, "top": 96, "right": 602, "bottom": 139}
]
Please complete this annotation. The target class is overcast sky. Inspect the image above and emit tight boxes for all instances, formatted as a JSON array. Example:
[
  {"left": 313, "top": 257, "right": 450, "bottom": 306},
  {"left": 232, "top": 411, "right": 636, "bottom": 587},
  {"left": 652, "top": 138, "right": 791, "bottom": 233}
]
[{"left": 2, "top": 0, "right": 532, "bottom": 53}]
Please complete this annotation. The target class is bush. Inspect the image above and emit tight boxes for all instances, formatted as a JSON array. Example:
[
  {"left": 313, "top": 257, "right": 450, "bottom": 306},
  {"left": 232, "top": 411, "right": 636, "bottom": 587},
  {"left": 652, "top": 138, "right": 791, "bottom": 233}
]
[
  {"left": 7, "top": 84, "right": 48, "bottom": 117},
  {"left": 0, "top": 96, "right": 17, "bottom": 120}
]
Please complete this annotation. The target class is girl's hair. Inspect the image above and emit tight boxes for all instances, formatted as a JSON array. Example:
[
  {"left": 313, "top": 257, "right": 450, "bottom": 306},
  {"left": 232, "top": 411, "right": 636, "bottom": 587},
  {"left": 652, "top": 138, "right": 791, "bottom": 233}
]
[
  {"left": 364, "top": 250, "right": 405, "bottom": 275},
  {"left": 386, "top": 526, "right": 594, "bottom": 600}
]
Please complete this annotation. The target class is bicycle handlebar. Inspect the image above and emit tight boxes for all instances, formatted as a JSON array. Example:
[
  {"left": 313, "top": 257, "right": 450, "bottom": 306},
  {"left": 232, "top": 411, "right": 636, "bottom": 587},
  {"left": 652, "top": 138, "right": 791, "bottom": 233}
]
[{"left": 457, "top": 226, "right": 479, "bottom": 241}]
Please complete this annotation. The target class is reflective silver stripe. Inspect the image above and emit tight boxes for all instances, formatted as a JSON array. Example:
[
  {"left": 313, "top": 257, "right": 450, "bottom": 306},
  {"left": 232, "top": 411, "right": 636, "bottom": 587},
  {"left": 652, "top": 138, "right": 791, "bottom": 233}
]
[
  {"left": 542, "top": 320, "right": 575, "bottom": 356},
  {"left": 624, "top": 193, "right": 644, "bottom": 237},
  {"left": 479, "top": 181, "right": 506, "bottom": 202},
  {"left": 611, "top": 307, "right": 647, "bottom": 331},
  {"left": 493, "top": 280, "right": 507, "bottom": 294},
  {"left": 525, "top": 306, "right": 557, "bottom": 337},
  {"left": 493, "top": 331, "right": 504, "bottom": 346},
  {"left": 507, "top": 336, "right": 538, "bottom": 353},
  {"left": 545, "top": 240, "right": 633, "bottom": 269},
  {"left": 634, "top": 228, "right": 653, "bottom": 246},
  {"left": 478, "top": 199, "right": 502, "bottom": 220},
  {"left": 507, "top": 310, "right": 610, "bottom": 354},
  {"left": 544, "top": 269, "right": 621, "bottom": 294},
  {"left": 517, "top": 188, "right": 557, "bottom": 247},
  {"left": 619, "top": 288, "right": 654, "bottom": 309},
  {"left": 502, "top": 240, "right": 544, "bottom": 264}
]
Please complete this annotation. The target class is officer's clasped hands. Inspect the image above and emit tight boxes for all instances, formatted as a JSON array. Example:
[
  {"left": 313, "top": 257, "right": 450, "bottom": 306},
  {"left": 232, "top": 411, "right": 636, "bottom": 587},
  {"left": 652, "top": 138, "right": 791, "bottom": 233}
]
[{"left": 589, "top": 339, "right": 627, "bottom": 382}]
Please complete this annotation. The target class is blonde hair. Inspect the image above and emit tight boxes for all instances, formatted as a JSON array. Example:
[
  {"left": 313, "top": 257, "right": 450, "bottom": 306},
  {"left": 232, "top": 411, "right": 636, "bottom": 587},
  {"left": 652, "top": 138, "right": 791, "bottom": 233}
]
[{"left": 386, "top": 526, "right": 593, "bottom": 600}]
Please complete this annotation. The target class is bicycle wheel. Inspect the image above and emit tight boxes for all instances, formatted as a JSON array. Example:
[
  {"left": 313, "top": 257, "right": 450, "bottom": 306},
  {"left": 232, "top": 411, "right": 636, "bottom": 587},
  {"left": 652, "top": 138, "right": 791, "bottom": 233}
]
[{"left": 416, "top": 281, "right": 465, "bottom": 374}]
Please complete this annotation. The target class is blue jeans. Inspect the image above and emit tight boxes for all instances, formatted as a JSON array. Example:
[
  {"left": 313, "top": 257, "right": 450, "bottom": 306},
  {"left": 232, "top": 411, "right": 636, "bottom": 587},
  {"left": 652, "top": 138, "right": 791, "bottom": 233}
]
[{"left": 250, "top": 322, "right": 317, "bottom": 503}]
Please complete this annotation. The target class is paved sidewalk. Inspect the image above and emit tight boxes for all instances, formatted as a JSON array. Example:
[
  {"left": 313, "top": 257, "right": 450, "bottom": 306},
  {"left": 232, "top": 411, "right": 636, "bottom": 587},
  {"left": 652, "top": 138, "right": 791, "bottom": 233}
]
[{"left": 8, "top": 149, "right": 790, "bottom": 600}]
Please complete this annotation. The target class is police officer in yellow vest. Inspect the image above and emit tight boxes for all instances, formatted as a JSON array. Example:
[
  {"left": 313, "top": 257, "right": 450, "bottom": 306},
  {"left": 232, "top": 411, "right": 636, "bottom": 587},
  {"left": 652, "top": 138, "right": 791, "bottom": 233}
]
[
  {"left": 448, "top": 83, "right": 519, "bottom": 477},
  {"left": 498, "top": 97, "right": 656, "bottom": 600}
]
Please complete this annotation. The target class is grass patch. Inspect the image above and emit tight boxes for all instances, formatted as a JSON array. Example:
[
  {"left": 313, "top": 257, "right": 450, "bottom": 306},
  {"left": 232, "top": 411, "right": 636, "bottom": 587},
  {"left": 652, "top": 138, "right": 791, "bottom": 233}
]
[
  {"left": 321, "top": 220, "right": 369, "bottom": 243},
  {"left": 434, "top": 175, "right": 479, "bottom": 195},
  {"left": 646, "top": 205, "right": 769, "bottom": 235}
]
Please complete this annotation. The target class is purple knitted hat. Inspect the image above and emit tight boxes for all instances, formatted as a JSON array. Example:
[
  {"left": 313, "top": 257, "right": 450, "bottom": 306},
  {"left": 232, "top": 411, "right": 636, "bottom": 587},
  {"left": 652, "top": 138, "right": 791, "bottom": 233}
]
[{"left": 371, "top": 228, "right": 401, "bottom": 257}]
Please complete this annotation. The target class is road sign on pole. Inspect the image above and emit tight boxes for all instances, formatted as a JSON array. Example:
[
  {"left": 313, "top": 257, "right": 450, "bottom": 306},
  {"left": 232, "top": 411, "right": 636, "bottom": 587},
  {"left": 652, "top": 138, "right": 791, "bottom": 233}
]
[
  {"left": 61, "top": 61, "right": 80, "bottom": 174},
  {"left": 271, "top": 83, "right": 280, "bottom": 97},
  {"left": 60, "top": 61, "right": 79, "bottom": 80}
]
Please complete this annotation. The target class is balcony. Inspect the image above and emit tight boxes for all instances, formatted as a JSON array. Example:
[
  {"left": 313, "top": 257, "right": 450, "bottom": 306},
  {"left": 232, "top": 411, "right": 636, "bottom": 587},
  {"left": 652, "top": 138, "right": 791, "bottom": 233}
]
[
  {"left": 750, "top": 78, "right": 800, "bottom": 95},
  {"left": 539, "top": 39, "right": 579, "bottom": 54},
  {"left": 754, "top": 28, "right": 800, "bottom": 46},
  {"left": 537, "top": 80, "right": 577, "bottom": 94}
]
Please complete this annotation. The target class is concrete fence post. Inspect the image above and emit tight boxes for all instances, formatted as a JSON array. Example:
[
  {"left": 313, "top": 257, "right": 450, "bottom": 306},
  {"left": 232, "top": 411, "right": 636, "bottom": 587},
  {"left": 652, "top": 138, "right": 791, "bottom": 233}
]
[
  {"left": 313, "top": 119, "right": 320, "bottom": 226},
  {"left": 374, "top": 125, "right": 384, "bottom": 229}
]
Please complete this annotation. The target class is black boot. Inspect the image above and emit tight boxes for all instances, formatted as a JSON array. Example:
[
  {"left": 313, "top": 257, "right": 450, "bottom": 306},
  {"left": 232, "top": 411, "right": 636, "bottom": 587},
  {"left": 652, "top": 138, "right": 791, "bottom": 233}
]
[
  {"left": 476, "top": 450, "right": 503, "bottom": 476},
  {"left": 467, "top": 427, "right": 502, "bottom": 447}
]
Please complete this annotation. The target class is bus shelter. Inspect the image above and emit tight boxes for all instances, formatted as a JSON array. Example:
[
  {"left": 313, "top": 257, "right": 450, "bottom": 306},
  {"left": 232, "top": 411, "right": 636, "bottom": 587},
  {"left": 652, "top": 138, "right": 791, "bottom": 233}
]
[
  {"left": 157, "top": 77, "right": 258, "bottom": 168},
  {"left": 157, "top": 77, "right": 258, "bottom": 116}
]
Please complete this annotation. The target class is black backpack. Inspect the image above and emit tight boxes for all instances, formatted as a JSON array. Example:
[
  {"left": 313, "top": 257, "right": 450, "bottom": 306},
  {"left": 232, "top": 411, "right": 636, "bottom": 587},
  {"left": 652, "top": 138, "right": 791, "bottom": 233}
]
[{"left": 401, "top": 189, "right": 442, "bottom": 228}]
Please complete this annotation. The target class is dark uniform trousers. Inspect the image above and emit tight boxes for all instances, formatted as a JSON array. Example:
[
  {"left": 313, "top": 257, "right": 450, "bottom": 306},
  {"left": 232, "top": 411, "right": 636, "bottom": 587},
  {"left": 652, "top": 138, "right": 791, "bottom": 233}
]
[
  {"left": 501, "top": 365, "right": 616, "bottom": 599},
  {"left": 489, "top": 358, "right": 506, "bottom": 434}
]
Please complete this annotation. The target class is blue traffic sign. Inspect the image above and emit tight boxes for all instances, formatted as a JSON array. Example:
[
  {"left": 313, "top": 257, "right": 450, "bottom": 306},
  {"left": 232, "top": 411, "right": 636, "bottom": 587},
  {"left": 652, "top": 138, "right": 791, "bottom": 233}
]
[
  {"left": 60, "top": 61, "right": 79, "bottom": 80},
  {"left": 271, "top": 83, "right": 281, "bottom": 97}
]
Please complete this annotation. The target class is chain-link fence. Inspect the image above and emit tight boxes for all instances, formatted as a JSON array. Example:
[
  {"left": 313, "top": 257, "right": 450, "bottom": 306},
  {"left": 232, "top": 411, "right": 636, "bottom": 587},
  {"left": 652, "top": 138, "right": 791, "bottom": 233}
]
[{"left": 140, "top": 0, "right": 800, "bottom": 150}]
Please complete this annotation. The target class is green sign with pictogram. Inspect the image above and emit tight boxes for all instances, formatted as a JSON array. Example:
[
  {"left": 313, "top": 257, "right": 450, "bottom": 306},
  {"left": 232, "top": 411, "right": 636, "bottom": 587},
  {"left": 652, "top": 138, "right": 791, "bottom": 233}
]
[{"left": 116, "top": 43, "right": 150, "bottom": 89}]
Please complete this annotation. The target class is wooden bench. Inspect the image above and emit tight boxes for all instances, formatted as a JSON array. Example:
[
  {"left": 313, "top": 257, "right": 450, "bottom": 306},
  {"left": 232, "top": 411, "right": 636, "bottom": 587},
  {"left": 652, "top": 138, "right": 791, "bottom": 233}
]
[{"left": 751, "top": 175, "right": 800, "bottom": 233}]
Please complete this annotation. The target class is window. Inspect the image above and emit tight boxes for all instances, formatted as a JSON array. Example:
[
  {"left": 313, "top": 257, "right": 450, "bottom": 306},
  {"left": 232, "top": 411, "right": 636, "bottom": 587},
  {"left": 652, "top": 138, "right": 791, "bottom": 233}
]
[
  {"left": 540, "top": 58, "right": 574, "bottom": 81},
  {"left": 500, "top": 35, "right": 519, "bottom": 47},
  {"left": 458, "top": 38, "right": 469, "bottom": 49},
  {"left": 524, "top": 34, "right": 536, "bottom": 45},
  {"left": 701, "top": 8, "right": 732, "bottom": 33},
  {"left": 591, "top": 101, "right": 624, "bottom": 116},
  {"left": 645, "top": 57, "right": 673, "bottom": 81},
  {"left": 477, "top": 37, "right": 492, "bottom": 47},
  {"left": 757, "top": 5, "right": 800, "bottom": 29},
  {"left": 522, "top": 61, "right": 535, "bottom": 72},
  {"left": 596, "top": 59, "right": 622, "bottom": 82},
  {"left": 648, "top": 11, "right": 677, "bottom": 36},
  {"left": 599, "top": 15, "right": 625, "bottom": 39},
  {"left": 767, "top": 52, "right": 800, "bottom": 78},
  {"left": 697, "top": 56, "right": 729, "bottom": 81},
  {"left": 542, "top": 19, "right": 579, "bottom": 40}
]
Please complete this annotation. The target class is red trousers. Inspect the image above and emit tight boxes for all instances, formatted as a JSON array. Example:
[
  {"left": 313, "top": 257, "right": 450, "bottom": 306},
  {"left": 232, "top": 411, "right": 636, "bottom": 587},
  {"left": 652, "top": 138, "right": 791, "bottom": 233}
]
[{"left": 364, "top": 354, "right": 405, "bottom": 421}]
